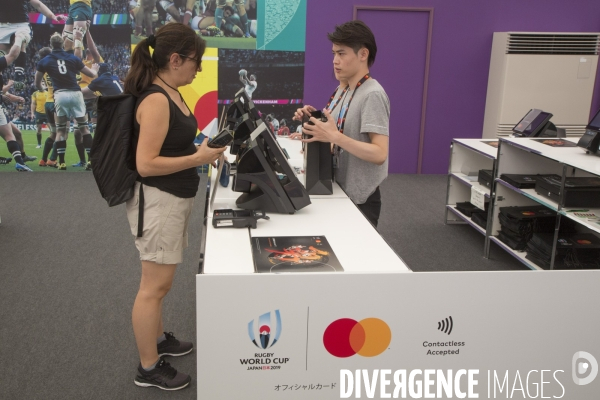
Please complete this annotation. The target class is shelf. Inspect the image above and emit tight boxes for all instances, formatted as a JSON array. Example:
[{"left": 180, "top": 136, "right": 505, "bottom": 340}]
[
  {"left": 500, "top": 137, "right": 581, "bottom": 160},
  {"left": 564, "top": 155, "right": 600, "bottom": 176},
  {"left": 559, "top": 208, "right": 600, "bottom": 234},
  {"left": 495, "top": 179, "right": 559, "bottom": 211},
  {"left": 450, "top": 173, "right": 491, "bottom": 198},
  {"left": 452, "top": 139, "right": 498, "bottom": 159},
  {"left": 446, "top": 205, "right": 486, "bottom": 235},
  {"left": 489, "top": 236, "right": 543, "bottom": 271}
]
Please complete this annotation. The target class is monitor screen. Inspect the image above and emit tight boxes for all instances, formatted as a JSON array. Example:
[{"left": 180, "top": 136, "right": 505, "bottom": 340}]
[
  {"left": 587, "top": 108, "right": 600, "bottom": 130},
  {"left": 513, "top": 109, "right": 552, "bottom": 137},
  {"left": 523, "top": 112, "right": 551, "bottom": 136}
]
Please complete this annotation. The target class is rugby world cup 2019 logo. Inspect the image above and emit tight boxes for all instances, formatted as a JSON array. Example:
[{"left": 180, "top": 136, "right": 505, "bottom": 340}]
[
  {"left": 248, "top": 310, "right": 282, "bottom": 349},
  {"left": 323, "top": 318, "right": 391, "bottom": 358}
]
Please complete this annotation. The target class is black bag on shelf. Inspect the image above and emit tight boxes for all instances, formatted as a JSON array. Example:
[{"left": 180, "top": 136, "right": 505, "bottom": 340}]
[
  {"left": 455, "top": 201, "right": 488, "bottom": 217},
  {"left": 499, "top": 205, "right": 556, "bottom": 220},
  {"left": 477, "top": 169, "right": 494, "bottom": 188},
  {"left": 498, "top": 205, "right": 556, "bottom": 234},
  {"left": 525, "top": 232, "right": 600, "bottom": 270},
  {"left": 534, "top": 175, "right": 600, "bottom": 207},
  {"left": 470, "top": 210, "right": 488, "bottom": 229},
  {"left": 497, "top": 230, "right": 529, "bottom": 250},
  {"left": 498, "top": 213, "right": 533, "bottom": 236},
  {"left": 500, "top": 223, "right": 531, "bottom": 240},
  {"left": 499, "top": 174, "right": 551, "bottom": 189}
]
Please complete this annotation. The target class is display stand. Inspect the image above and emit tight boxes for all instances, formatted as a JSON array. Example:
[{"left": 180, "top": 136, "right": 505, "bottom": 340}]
[
  {"left": 445, "top": 139, "right": 498, "bottom": 249},
  {"left": 485, "top": 137, "right": 600, "bottom": 270},
  {"left": 197, "top": 137, "right": 600, "bottom": 400}
]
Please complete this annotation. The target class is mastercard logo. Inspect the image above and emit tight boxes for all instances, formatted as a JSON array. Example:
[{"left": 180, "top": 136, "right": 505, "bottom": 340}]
[{"left": 323, "top": 318, "right": 391, "bottom": 358}]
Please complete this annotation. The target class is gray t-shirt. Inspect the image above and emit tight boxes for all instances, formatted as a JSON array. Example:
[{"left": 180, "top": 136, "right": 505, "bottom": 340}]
[{"left": 330, "top": 78, "right": 390, "bottom": 204}]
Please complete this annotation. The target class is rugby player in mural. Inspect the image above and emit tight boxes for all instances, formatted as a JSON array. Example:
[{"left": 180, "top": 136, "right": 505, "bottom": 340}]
[
  {"left": 30, "top": 80, "right": 48, "bottom": 148},
  {"left": 0, "top": 38, "right": 32, "bottom": 171},
  {"left": 191, "top": 0, "right": 251, "bottom": 37},
  {"left": 35, "top": 33, "right": 98, "bottom": 171},
  {"left": 0, "top": 0, "right": 66, "bottom": 91},
  {"left": 238, "top": 68, "right": 257, "bottom": 99},
  {"left": 131, "top": 0, "right": 157, "bottom": 38},
  {"left": 62, "top": 0, "right": 93, "bottom": 54}
]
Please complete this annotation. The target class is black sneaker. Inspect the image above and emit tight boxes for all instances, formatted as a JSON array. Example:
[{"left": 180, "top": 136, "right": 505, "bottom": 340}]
[
  {"left": 157, "top": 332, "right": 194, "bottom": 357},
  {"left": 0, "top": 157, "right": 12, "bottom": 165},
  {"left": 134, "top": 358, "right": 191, "bottom": 390}
]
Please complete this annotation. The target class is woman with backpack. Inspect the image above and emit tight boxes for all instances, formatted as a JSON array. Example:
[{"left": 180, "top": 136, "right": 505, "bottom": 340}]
[{"left": 124, "top": 22, "right": 225, "bottom": 390}]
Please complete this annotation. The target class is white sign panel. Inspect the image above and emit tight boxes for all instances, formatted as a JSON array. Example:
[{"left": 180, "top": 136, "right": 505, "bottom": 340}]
[
  {"left": 470, "top": 185, "right": 487, "bottom": 211},
  {"left": 196, "top": 271, "right": 600, "bottom": 399}
]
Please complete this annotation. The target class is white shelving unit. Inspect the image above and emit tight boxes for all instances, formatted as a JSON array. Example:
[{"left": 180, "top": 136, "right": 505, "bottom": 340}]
[
  {"left": 445, "top": 139, "right": 499, "bottom": 246},
  {"left": 486, "top": 137, "right": 600, "bottom": 270}
]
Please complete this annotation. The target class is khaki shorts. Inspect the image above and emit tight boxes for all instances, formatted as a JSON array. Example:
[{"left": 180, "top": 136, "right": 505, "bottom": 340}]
[{"left": 126, "top": 182, "right": 195, "bottom": 265}]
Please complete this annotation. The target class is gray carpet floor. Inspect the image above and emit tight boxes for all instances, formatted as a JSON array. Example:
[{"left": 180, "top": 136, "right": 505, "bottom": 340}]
[{"left": 0, "top": 172, "right": 526, "bottom": 399}]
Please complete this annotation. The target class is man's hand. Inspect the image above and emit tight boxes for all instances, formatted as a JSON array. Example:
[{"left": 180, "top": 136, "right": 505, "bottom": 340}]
[
  {"left": 292, "top": 104, "right": 316, "bottom": 122},
  {"left": 52, "top": 14, "right": 67, "bottom": 22},
  {"left": 91, "top": 63, "right": 100, "bottom": 72},
  {"left": 300, "top": 108, "right": 341, "bottom": 144}
]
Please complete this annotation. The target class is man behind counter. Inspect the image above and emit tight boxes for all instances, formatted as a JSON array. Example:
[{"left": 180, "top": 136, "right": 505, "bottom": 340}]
[{"left": 293, "top": 20, "right": 390, "bottom": 227}]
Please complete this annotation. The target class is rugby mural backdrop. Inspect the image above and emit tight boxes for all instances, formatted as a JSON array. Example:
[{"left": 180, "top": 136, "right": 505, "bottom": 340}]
[{"left": 0, "top": 0, "right": 306, "bottom": 172}]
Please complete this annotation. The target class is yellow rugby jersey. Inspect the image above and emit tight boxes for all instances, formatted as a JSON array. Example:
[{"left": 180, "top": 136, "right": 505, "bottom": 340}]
[
  {"left": 70, "top": 0, "right": 92, "bottom": 6},
  {"left": 42, "top": 73, "right": 54, "bottom": 102},
  {"left": 77, "top": 57, "right": 104, "bottom": 88},
  {"left": 32, "top": 91, "right": 47, "bottom": 113}
]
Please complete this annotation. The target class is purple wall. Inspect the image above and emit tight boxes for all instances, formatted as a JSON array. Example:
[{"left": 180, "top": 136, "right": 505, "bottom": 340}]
[{"left": 304, "top": 0, "right": 600, "bottom": 173}]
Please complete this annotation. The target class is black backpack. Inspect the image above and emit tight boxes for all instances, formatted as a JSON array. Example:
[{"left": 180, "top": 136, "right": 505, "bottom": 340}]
[{"left": 90, "top": 94, "right": 145, "bottom": 237}]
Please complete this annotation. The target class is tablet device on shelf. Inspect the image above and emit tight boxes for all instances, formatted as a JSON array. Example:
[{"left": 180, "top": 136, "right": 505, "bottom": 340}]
[
  {"left": 577, "top": 107, "right": 600, "bottom": 154},
  {"left": 512, "top": 109, "right": 553, "bottom": 137}
]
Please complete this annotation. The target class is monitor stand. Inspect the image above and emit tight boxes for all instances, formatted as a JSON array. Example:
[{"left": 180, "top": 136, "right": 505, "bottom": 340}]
[
  {"left": 235, "top": 181, "right": 292, "bottom": 214},
  {"left": 538, "top": 122, "right": 566, "bottom": 138}
]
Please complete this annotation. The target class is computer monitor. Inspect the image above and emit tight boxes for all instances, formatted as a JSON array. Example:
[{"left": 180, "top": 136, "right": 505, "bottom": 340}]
[
  {"left": 587, "top": 107, "right": 600, "bottom": 131},
  {"left": 513, "top": 109, "right": 553, "bottom": 137},
  {"left": 226, "top": 90, "right": 311, "bottom": 213},
  {"left": 512, "top": 109, "right": 565, "bottom": 138},
  {"left": 577, "top": 107, "right": 600, "bottom": 154}
]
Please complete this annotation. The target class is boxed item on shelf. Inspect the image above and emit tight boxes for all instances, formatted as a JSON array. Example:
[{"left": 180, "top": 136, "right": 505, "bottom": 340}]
[
  {"left": 477, "top": 169, "right": 494, "bottom": 188},
  {"left": 499, "top": 174, "right": 553, "bottom": 189},
  {"left": 534, "top": 175, "right": 600, "bottom": 207}
]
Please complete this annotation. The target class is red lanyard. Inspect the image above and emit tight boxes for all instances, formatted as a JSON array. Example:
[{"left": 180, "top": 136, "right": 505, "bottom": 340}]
[
  {"left": 327, "top": 74, "right": 370, "bottom": 134},
  {"left": 326, "top": 86, "right": 349, "bottom": 112}
]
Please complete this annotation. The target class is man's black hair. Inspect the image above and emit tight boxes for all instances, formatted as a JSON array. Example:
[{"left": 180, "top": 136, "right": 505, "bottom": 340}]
[{"left": 327, "top": 20, "right": 377, "bottom": 67}]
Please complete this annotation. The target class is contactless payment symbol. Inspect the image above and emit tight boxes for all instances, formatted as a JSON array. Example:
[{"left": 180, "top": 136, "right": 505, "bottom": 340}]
[
  {"left": 248, "top": 310, "right": 282, "bottom": 349},
  {"left": 323, "top": 318, "right": 391, "bottom": 358}
]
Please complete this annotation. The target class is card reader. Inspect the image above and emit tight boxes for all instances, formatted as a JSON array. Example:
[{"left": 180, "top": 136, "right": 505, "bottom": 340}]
[
  {"left": 212, "top": 209, "right": 269, "bottom": 229},
  {"left": 208, "top": 129, "right": 234, "bottom": 148}
]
